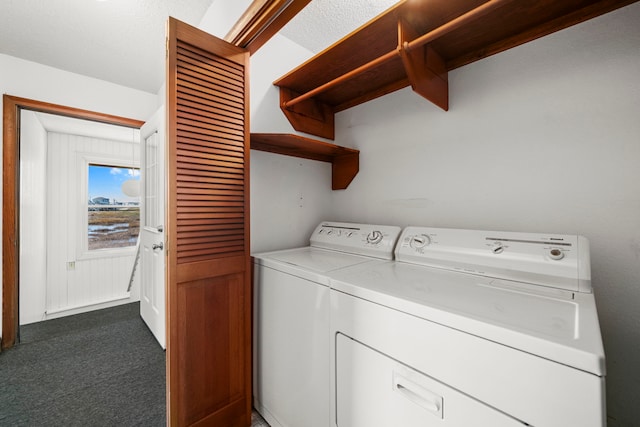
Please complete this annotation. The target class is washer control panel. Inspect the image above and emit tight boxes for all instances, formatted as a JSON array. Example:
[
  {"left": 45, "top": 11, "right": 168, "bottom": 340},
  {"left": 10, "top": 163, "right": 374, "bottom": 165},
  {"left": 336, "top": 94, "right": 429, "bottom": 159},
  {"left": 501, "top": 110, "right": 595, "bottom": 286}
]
[
  {"left": 396, "top": 226, "right": 591, "bottom": 293},
  {"left": 311, "top": 222, "right": 402, "bottom": 260}
]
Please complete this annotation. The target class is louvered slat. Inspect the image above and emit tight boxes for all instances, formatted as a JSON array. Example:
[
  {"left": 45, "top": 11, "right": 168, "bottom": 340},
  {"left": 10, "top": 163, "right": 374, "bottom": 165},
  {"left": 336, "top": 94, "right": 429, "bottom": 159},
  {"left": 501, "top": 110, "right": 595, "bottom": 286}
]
[
  {"left": 177, "top": 160, "right": 242, "bottom": 175},
  {"left": 177, "top": 186, "right": 243, "bottom": 195},
  {"left": 177, "top": 80, "right": 242, "bottom": 103},
  {"left": 178, "top": 69, "right": 245, "bottom": 100},
  {"left": 175, "top": 40, "right": 246, "bottom": 263},
  {"left": 177, "top": 223, "right": 244, "bottom": 233},
  {"left": 177, "top": 42, "right": 244, "bottom": 77},
  {"left": 177, "top": 149, "right": 244, "bottom": 164},
  {"left": 177, "top": 220, "right": 244, "bottom": 229},
  {"left": 177, "top": 91, "right": 244, "bottom": 119},
  {"left": 177, "top": 113, "right": 244, "bottom": 136},
  {"left": 177, "top": 109, "right": 244, "bottom": 131},
  {"left": 176, "top": 54, "right": 244, "bottom": 85},
  {"left": 178, "top": 98, "right": 244, "bottom": 123},
  {"left": 177, "top": 134, "right": 244, "bottom": 152},
  {"left": 177, "top": 230, "right": 245, "bottom": 239},
  {"left": 177, "top": 125, "right": 243, "bottom": 143},
  {"left": 177, "top": 149, "right": 243, "bottom": 162},
  {"left": 178, "top": 141, "right": 244, "bottom": 155}
]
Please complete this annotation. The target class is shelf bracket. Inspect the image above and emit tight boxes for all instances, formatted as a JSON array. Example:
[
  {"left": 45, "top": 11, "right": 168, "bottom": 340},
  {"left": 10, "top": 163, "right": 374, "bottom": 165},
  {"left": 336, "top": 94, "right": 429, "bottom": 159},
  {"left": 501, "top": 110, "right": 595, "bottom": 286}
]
[
  {"left": 280, "top": 87, "right": 335, "bottom": 140},
  {"left": 398, "top": 19, "right": 449, "bottom": 111},
  {"left": 332, "top": 152, "right": 359, "bottom": 190}
]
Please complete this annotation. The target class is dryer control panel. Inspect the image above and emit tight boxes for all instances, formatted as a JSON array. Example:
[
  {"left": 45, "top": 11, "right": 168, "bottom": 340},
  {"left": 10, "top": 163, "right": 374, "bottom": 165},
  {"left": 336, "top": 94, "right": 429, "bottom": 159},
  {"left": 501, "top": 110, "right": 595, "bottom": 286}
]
[
  {"left": 311, "top": 222, "right": 401, "bottom": 260},
  {"left": 396, "top": 226, "right": 591, "bottom": 293}
]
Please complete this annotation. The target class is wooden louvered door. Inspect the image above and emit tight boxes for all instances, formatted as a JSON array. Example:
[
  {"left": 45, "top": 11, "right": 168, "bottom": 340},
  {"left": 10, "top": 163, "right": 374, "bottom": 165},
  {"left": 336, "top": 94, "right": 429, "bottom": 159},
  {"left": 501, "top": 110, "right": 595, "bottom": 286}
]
[{"left": 166, "top": 18, "right": 251, "bottom": 426}]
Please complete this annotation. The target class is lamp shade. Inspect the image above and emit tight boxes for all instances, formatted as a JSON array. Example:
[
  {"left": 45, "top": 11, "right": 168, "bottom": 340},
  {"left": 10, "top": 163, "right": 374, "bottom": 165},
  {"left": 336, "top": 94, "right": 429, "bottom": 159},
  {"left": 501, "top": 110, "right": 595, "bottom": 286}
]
[{"left": 121, "top": 179, "right": 140, "bottom": 197}]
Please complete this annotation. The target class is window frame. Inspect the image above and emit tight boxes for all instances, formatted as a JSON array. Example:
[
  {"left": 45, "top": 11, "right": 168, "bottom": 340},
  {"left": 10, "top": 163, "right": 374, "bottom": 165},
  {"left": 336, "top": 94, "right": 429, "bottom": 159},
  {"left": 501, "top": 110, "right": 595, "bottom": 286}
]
[{"left": 77, "top": 153, "right": 140, "bottom": 260}]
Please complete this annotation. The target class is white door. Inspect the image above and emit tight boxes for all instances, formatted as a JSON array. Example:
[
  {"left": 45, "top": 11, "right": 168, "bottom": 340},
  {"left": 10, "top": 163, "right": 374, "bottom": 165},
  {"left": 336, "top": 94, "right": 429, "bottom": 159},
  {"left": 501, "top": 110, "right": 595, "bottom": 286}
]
[{"left": 140, "top": 106, "right": 166, "bottom": 349}]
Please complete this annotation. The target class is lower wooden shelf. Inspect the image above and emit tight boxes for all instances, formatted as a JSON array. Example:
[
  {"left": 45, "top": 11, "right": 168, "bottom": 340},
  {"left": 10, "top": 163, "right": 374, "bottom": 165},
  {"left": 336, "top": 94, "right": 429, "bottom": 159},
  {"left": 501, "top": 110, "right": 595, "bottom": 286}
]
[{"left": 250, "top": 133, "right": 359, "bottom": 190}]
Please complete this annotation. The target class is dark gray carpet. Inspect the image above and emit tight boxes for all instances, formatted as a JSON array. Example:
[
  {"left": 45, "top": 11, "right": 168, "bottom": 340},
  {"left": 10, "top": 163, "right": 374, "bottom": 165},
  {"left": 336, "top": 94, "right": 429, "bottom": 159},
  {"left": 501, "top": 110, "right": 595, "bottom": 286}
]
[
  {"left": 1, "top": 303, "right": 270, "bottom": 427},
  {"left": 0, "top": 303, "right": 166, "bottom": 426}
]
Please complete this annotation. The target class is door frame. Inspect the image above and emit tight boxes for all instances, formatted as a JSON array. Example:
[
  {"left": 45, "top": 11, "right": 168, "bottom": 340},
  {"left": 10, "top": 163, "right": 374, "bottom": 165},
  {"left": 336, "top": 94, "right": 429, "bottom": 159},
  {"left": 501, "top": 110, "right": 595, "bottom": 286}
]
[{"left": 1, "top": 94, "right": 143, "bottom": 349}]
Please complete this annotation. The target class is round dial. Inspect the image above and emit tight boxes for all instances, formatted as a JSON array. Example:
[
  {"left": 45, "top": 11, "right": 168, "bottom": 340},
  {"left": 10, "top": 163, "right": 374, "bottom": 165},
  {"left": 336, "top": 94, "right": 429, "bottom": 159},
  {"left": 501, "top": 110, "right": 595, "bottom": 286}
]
[
  {"left": 492, "top": 242, "right": 505, "bottom": 254},
  {"left": 548, "top": 248, "right": 564, "bottom": 260},
  {"left": 410, "top": 234, "right": 431, "bottom": 249},
  {"left": 366, "top": 230, "right": 383, "bottom": 245}
]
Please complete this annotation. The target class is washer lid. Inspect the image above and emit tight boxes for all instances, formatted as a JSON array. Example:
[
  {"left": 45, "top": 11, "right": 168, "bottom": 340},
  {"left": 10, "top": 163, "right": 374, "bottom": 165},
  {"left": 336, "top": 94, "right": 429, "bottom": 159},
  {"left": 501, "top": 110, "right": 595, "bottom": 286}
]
[
  {"left": 330, "top": 261, "right": 605, "bottom": 376},
  {"left": 253, "top": 246, "right": 374, "bottom": 284}
]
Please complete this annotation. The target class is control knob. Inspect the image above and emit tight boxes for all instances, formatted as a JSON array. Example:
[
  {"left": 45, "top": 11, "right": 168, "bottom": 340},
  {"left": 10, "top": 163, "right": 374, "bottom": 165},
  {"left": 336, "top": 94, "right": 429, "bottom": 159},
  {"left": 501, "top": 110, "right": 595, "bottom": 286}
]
[
  {"left": 492, "top": 242, "right": 505, "bottom": 254},
  {"left": 548, "top": 248, "right": 564, "bottom": 260},
  {"left": 410, "top": 234, "right": 431, "bottom": 249},
  {"left": 366, "top": 230, "right": 383, "bottom": 245}
]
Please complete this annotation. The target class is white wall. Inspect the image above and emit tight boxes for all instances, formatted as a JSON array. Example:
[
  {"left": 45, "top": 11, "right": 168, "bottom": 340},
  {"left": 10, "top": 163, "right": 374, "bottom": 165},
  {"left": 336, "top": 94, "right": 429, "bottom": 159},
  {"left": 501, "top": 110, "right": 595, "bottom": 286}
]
[
  {"left": 19, "top": 111, "right": 48, "bottom": 325},
  {"left": 45, "top": 132, "right": 141, "bottom": 319},
  {"left": 0, "top": 54, "right": 158, "bottom": 121},
  {"left": 0, "top": 53, "right": 158, "bottom": 335},
  {"left": 250, "top": 150, "right": 332, "bottom": 253},
  {"left": 249, "top": 33, "right": 332, "bottom": 252},
  {"left": 198, "top": 0, "right": 252, "bottom": 39},
  {"left": 198, "top": 6, "right": 333, "bottom": 253},
  {"left": 330, "top": 4, "right": 640, "bottom": 426}
]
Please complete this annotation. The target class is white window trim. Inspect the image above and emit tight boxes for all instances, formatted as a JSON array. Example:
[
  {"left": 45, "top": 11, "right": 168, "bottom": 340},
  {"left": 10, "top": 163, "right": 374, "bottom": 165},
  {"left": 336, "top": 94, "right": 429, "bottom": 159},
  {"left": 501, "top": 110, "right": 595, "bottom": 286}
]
[{"left": 77, "top": 152, "right": 140, "bottom": 261}]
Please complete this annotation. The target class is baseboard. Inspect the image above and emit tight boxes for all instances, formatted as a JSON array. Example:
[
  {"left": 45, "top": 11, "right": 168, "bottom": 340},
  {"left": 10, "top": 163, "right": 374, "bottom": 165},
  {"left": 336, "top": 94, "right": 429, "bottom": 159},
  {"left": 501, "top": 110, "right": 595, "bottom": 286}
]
[{"left": 42, "top": 295, "right": 140, "bottom": 321}]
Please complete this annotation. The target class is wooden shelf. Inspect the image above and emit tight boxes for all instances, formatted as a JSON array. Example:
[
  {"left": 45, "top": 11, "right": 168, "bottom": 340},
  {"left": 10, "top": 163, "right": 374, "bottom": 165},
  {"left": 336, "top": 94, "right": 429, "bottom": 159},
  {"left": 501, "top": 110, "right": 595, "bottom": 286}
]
[
  {"left": 275, "top": 0, "right": 637, "bottom": 139},
  {"left": 250, "top": 133, "right": 359, "bottom": 190}
]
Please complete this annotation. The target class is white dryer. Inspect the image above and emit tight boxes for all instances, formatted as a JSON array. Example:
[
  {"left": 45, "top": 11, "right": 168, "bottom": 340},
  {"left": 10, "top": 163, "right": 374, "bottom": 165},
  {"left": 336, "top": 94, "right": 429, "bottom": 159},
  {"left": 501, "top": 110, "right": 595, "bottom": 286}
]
[
  {"left": 330, "top": 226, "right": 606, "bottom": 427},
  {"left": 252, "top": 221, "right": 401, "bottom": 427}
]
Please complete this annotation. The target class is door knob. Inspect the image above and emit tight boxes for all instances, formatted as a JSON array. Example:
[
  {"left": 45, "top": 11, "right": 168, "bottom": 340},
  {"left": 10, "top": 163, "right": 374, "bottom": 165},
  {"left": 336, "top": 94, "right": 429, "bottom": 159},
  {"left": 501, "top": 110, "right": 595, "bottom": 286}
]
[{"left": 152, "top": 242, "right": 164, "bottom": 251}]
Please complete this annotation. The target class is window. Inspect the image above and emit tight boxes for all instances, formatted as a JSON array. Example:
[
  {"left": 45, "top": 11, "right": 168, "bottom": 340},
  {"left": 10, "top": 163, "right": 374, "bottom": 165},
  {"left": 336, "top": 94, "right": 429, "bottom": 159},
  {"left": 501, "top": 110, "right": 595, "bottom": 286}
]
[
  {"left": 144, "top": 132, "right": 159, "bottom": 228},
  {"left": 87, "top": 164, "right": 140, "bottom": 250}
]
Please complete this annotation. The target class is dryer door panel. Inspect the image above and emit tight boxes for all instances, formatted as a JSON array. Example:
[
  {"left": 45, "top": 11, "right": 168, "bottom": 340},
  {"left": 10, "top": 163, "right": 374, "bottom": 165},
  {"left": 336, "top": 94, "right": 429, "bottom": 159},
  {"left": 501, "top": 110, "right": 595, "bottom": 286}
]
[{"left": 335, "top": 333, "right": 525, "bottom": 427}]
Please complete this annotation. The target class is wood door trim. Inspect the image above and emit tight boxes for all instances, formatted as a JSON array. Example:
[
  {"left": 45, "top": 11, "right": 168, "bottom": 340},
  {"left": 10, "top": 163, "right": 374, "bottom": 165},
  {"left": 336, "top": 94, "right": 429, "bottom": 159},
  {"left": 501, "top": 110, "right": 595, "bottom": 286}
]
[
  {"left": 1, "top": 94, "right": 143, "bottom": 349},
  {"left": 224, "top": 0, "right": 312, "bottom": 55}
]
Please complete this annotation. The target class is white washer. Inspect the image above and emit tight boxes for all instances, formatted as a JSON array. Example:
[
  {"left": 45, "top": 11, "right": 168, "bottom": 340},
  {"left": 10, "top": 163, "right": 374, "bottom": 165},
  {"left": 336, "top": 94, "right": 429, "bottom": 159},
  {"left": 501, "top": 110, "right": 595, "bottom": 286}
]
[
  {"left": 252, "top": 221, "right": 401, "bottom": 427},
  {"left": 330, "top": 226, "right": 606, "bottom": 427}
]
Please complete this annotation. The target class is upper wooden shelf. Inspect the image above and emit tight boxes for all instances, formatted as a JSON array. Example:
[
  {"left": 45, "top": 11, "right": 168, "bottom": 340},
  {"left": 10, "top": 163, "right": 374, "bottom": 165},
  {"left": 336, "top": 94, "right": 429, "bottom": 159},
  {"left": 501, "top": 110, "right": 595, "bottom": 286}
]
[
  {"left": 250, "top": 133, "right": 359, "bottom": 190},
  {"left": 275, "top": 0, "right": 637, "bottom": 139}
]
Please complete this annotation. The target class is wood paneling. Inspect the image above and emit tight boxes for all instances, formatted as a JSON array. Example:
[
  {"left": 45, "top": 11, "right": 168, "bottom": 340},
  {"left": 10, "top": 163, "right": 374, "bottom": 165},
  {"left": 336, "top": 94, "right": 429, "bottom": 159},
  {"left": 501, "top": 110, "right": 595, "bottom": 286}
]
[
  {"left": 167, "top": 17, "right": 251, "bottom": 426},
  {"left": 45, "top": 133, "right": 139, "bottom": 315},
  {"left": 18, "top": 111, "right": 47, "bottom": 325},
  {"left": 2, "top": 95, "right": 142, "bottom": 350}
]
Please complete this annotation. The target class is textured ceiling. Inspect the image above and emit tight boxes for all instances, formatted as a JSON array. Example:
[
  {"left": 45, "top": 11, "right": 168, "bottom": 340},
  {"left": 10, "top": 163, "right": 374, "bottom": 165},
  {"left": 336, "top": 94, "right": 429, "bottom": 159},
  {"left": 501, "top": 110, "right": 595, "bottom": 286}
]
[
  {"left": 280, "top": 0, "right": 400, "bottom": 53},
  {"left": 0, "top": 0, "right": 214, "bottom": 93},
  {"left": 0, "top": 0, "right": 399, "bottom": 94}
]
